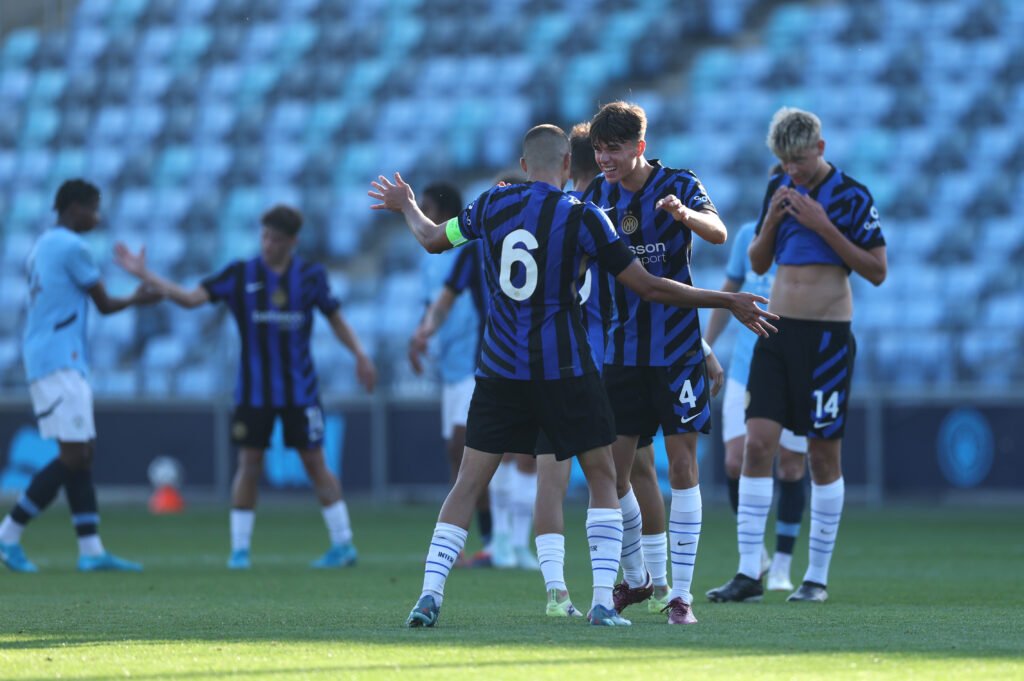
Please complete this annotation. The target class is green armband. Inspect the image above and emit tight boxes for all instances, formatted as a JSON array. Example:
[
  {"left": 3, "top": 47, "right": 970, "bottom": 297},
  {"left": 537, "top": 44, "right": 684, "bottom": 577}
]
[{"left": 445, "top": 217, "right": 468, "bottom": 247}]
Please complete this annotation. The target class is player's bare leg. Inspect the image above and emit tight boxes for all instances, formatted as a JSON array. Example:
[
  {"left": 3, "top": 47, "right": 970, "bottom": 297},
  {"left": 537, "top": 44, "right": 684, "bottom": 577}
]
[
  {"left": 534, "top": 456, "right": 581, "bottom": 616},
  {"left": 299, "top": 447, "right": 357, "bottom": 568},
  {"left": 227, "top": 447, "right": 264, "bottom": 569},
  {"left": 630, "top": 444, "right": 670, "bottom": 611}
]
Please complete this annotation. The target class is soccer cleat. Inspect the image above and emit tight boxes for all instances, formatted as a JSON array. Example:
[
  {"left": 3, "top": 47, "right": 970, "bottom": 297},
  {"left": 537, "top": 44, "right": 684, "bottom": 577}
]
[
  {"left": 612, "top": 573, "right": 654, "bottom": 613},
  {"left": 490, "top": 536, "right": 516, "bottom": 569},
  {"left": 514, "top": 546, "right": 541, "bottom": 571},
  {"left": 705, "top": 573, "right": 764, "bottom": 603},
  {"left": 227, "top": 549, "right": 251, "bottom": 570},
  {"left": 766, "top": 566, "right": 794, "bottom": 592},
  {"left": 647, "top": 586, "right": 671, "bottom": 614},
  {"left": 588, "top": 604, "right": 631, "bottom": 626},
  {"left": 406, "top": 594, "right": 441, "bottom": 627},
  {"left": 466, "top": 549, "right": 493, "bottom": 568},
  {"left": 662, "top": 597, "right": 698, "bottom": 624},
  {"left": 787, "top": 581, "right": 828, "bottom": 602},
  {"left": 77, "top": 552, "right": 143, "bottom": 572},
  {"left": 545, "top": 589, "right": 584, "bottom": 617},
  {"left": 0, "top": 543, "right": 39, "bottom": 573},
  {"left": 310, "top": 543, "right": 358, "bottom": 568}
]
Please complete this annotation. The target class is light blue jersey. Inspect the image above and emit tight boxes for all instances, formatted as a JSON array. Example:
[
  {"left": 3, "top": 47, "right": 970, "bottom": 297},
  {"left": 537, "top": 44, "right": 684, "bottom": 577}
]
[
  {"left": 22, "top": 227, "right": 100, "bottom": 382},
  {"left": 418, "top": 249, "right": 479, "bottom": 384},
  {"left": 725, "top": 222, "right": 775, "bottom": 385}
]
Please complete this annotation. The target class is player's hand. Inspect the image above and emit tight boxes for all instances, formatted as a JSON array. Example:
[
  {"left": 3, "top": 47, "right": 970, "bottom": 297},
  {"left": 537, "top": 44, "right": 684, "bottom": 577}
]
[
  {"left": 131, "top": 282, "right": 163, "bottom": 306},
  {"left": 114, "top": 242, "right": 147, "bottom": 277},
  {"left": 705, "top": 348, "right": 725, "bottom": 397},
  {"left": 368, "top": 172, "right": 415, "bottom": 212},
  {"left": 727, "top": 292, "right": 779, "bottom": 337},
  {"left": 762, "top": 186, "right": 791, "bottom": 230},
  {"left": 782, "top": 190, "right": 832, "bottom": 235},
  {"left": 356, "top": 354, "right": 377, "bottom": 394},
  {"left": 655, "top": 195, "right": 687, "bottom": 223},
  {"left": 408, "top": 331, "right": 429, "bottom": 375}
]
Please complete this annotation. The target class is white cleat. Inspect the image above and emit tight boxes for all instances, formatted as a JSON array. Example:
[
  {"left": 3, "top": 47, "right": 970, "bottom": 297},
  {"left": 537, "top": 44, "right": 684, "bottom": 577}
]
[{"left": 766, "top": 568, "right": 794, "bottom": 592}]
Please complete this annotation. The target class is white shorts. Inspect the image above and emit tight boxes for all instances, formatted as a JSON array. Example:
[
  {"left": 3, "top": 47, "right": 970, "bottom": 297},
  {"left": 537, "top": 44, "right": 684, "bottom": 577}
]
[
  {"left": 29, "top": 369, "right": 96, "bottom": 442},
  {"left": 441, "top": 374, "right": 475, "bottom": 440},
  {"left": 721, "top": 377, "right": 806, "bottom": 453}
]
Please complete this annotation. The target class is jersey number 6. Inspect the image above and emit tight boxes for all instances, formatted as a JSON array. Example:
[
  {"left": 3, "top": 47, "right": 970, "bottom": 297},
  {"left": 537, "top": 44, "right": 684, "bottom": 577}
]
[{"left": 499, "top": 229, "right": 539, "bottom": 301}]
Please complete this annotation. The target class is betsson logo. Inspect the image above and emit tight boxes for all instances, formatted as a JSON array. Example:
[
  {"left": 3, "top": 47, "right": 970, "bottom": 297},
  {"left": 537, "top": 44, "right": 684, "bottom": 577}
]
[{"left": 629, "top": 242, "right": 668, "bottom": 265}]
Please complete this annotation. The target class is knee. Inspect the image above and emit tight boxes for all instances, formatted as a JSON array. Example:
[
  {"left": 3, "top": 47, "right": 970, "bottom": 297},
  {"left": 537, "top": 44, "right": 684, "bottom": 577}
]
[
  {"left": 724, "top": 458, "right": 742, "bottom": 480},
  {"left": 777, "top": 456, "right": 806, "bottom": 481},
  {"left": 744, "top": 434, "right": 775, "bottom": 465}
]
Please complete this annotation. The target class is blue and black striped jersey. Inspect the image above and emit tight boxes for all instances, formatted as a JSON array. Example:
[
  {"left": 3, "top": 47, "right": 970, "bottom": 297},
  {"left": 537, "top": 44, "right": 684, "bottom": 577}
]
[
  {"left": 755, "top": 164, "right": 886, "bottom": 268},
  {"left": 443, "top": 239, "right": 487, "bottom": 358},
  {"left": 568, "top": 190, "right": 614, "bottom": 369},
  {"left": 583, "top": 160, "right": 717, "bottom": 367},
  {"left": 450, "top": 181, "right": 633, "bottom": 381},
  {"left": 201, "top": 255, "right": 340, "bottom": 408}
]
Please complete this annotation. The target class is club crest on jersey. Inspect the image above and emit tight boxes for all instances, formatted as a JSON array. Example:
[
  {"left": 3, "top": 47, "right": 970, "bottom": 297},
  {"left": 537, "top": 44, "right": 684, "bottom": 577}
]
[
  {"left": 272, "top": 287, "right": 288, "bottom": 309},
  {"left": 621, "top": 213, "right": 639, "bottom": 235}
]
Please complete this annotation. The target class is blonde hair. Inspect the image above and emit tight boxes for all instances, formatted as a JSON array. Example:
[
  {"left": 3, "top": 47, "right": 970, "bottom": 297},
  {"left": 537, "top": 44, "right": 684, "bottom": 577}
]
[{"left": 766, "top": 107, "right": 822, "bottom": 160}]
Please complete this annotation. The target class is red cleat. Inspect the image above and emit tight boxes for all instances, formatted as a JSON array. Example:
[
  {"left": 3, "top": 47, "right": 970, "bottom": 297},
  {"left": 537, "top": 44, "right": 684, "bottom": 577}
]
[{"left": 612, "top": 573, "right": 654, "bottom": 613}]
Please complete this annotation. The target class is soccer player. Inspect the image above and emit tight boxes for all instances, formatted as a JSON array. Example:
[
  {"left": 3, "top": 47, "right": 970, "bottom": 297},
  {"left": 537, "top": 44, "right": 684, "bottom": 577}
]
[
  {"left": 583, "top": 101, "right": 729, "bottom": 624},
  {"left": 115, "top": 205, "right": 376, "bottom": 570},
  {"left": 369, "top": 124, "right": 776, "bottom": 627},
  {"left": 702, "top": 211, "right": 809, "bottom": 592},
  {"left": 706, "top": 107, "right": 886, "bottom": 603},
  {"left": 0, "top": 179, "right": 157, "bottom": 573}
]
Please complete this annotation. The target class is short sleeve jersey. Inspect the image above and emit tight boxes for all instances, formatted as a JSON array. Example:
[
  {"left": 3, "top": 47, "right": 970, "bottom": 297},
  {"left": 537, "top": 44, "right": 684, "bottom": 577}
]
[
  {"left": 201, "top": 255, "right": 340, "bottom": 408},
  {"left": 22, "top": 227, "right": 101, "bottom": 382},
  {"left": 418, "top": 248, "right": 479, "bottom": 384},
  {"left": 443, "top": 238, "right": 488, "bottom": 362},
  {"left": 447, "top": 181, "right": 633, "bottom": 381},
  {"left": 583, "top": 160, "right": 717, "bottom": 367},
  {"left": 755, "top": 164, "right": 886, "bottom": 268},
  {"left": 724, "top": 222, "right": 775, "bottom": 384}
]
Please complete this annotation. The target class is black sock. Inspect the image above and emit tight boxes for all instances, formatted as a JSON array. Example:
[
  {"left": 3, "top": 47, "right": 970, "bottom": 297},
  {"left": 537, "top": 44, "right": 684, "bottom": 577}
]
[
  {"left": 64, "top": 467, "right": 100, "bottom": 538},
  {"left": 477, "top": 509, "right": 493, "bottom": 546},
  {"left": 775, "top": 479, "right": 806, "bottom": 555},
  {"left": 10, "top": 458, "right": 69, "bottom": 525},
  {"left": 727, "top": 477, "right": 739, "bottom": 515}
]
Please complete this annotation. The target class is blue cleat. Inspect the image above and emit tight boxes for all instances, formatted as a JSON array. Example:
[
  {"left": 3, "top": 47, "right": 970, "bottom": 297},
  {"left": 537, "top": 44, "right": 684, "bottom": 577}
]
[
  {"left": 588, "top": 604, "right": 632, "bottom": 626},
  {"left": 406, "top": 594, "right": 441, "bottom": 628},
  {"left": 0, "top": 542, "right": 39, "bottom": 573},
  {"left": 77, "top": 552, "right": 143, "bottom": 572},
  {"left": 310, "top": 543, "right": 358, "bottom": 569},
  {"left": 227, "top": 549, "right": 251, "bottom": 570}
]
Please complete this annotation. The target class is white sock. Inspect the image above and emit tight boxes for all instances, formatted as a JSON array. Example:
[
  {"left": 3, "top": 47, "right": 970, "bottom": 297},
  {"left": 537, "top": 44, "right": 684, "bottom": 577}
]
[
  {"left": 737, "top": 476, "right": 773, "bottom": 579},
  {"left": 803, "top": 477, "right": 844, "bottom": 587},
  {"left": 586, "top": 507, "right": 623, "bottom": 610},
  {"left": 321, "top": 500, "right": 353, "bottom": 545},
  {"left": 668, "top": 485, "right": 702, "bottom": 604},
  {"left": 641, "top": 533, "right": 669, "bottom": 588},
  {"left": 509, "top": 468, "right": 536, "bottom": 551},
  {"left": 78, "top": 534, "right": 105, "bottom": 557},
  {"left": 535, "top": 533, "right": 566, "bottom": 592},
  {"left": 771, "top": 551, "right": 793, "bottom": 576},
  {"left": 618, "top": 487, "right": 647, "bottom": 586},
  {"left": 230, "top": 509, "right": 255, "bottom": 552},
  {"left": 420, "top": 522, "right": 469, "bottom": 607},
  {"left": 0, "top": 515, "right": 24, "bottom": 545},
  {"left": 489, "top": 462, "right": 514, "bottom": 547}
]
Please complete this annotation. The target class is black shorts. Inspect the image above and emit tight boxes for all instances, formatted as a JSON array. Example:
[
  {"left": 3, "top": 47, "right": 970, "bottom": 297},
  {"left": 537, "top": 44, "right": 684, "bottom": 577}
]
[
  {"left": 603, "top": 361, "right": 712, "bottom": 439},
  {"left": 466, "top": 373, "right": 616, "bottom": 461},
  {"left": 230, "top": 404, "right": 325, "bottom": 450},
  {"left": 746, "top": 317, "right": 856, "bottom": 440}
]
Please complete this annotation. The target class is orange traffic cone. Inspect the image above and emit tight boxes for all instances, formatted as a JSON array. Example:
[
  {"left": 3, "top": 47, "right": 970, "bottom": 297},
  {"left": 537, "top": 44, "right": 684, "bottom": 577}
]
[{"left": 149, "top": 484, "right": 185, "bottom": 514}]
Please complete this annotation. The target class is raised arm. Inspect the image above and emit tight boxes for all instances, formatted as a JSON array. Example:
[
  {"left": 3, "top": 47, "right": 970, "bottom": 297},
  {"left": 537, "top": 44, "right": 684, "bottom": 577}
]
[
  {"left": 327, "top": 310, "right": 377, "bottom": 393},
  {"left": 655, "top": 196, "right": 727, "bottom": 244},
  {"left": 369, "top": 173, "right": 453, "bottom": 254},
  {"left": 114, "top": 243, "right": 210, "bottom": 308}
]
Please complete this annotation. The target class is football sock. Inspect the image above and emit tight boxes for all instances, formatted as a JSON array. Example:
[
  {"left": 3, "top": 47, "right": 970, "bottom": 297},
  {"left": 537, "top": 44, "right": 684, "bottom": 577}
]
[
  {"left": 668, "top": 485, "right": 702, "bottom": 604},
  {"left": 804, "top": 477, "right": 844, "bottom": 587},
  {"left": 509, "top": 468, "right": 536, "bottom": 551},
  {"left": 641, "top": 532, "right": 669, "bottom": 588},
  {"left": 64, "top": 467, "right": 104, "bottom": 557},
  {"left": 0, "top": 516, "right": 24, "bottom": 545},
  {"left": 737, "top": 476, "right": 774, "bottom": 580},
  {"left": 420, "top": 522, "right": 468, "bottom": 607},
  {"left": 586, "top": 507, "right": 623, "bottom": 610},
  {"left": 535, "top": 533, "right": 567, "bottom": 592},
  {"left": 321, "top": 500, "right": 353, "bottom": 545},
  {"left": 477, "top": 508, "right": 493, "bottom": 547},
  {"left": 489, "top": 462, "right": 513, "bottom": 548},
  {"left": 775, "top": 479, "right": 805, "bottom": 556},
  {"left": 618, "top": 487, "right": 647, "bottom": 585},
  {"left": 7, "top": 458, "right": 69, "bottom": 532},
  {"left": 727, "top": 476, "right": 739, "bottom": 514},
  {"left": 230, "top": 509, "right": 255, "bottom": 552},
  {"left": 770, "top": 550, "right": 793, "bottom": 578}
]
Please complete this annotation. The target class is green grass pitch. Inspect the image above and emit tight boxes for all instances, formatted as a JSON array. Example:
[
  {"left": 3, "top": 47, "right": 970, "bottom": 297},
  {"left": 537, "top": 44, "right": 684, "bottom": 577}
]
[{"left": 0, "top": 500, "right": 1021, "bottom": 680}]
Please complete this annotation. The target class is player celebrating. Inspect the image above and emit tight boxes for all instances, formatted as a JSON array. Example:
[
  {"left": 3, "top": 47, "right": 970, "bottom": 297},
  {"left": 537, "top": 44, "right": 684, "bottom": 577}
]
[
  {"left": 369, "top": 124, "right": 776, "bottom": 628},
  {"left": 0, "top": 179, "right": 157, "bottom": 573},
  {"left": 702, "top": 214, "right": 808, "bottom": 592},
  {"left": 707, "top": 107, "right": 886, "bottom": 604},
  {"left": 583, "top": 101, "right": 728, "bottom": 624},
  {"left": 115, "top": 205, "right": 376, "bottom": 570}
]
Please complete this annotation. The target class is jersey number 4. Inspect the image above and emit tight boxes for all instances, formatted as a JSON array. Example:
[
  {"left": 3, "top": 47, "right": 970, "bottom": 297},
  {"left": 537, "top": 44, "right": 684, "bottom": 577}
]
[{"left": 499, "top": 229, "right": 538, "bottom": 300}]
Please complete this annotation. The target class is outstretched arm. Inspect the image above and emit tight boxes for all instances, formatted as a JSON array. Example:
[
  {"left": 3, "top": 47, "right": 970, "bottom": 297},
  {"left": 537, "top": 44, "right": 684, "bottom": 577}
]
[
  {"left": 87, "top": 281, "right": 161, "bottom": 315},
  {"left": 327, "top": 310, "right": 377, "bottom": 393},
  {"left": 369, "top": 173, "right": 453, "bottom": 254},
  {"left": 703, "top": 277, "right": 743, "bottom": 347},
  {"left": 114, "top": 243, "right": 209, "bottom": 308}
]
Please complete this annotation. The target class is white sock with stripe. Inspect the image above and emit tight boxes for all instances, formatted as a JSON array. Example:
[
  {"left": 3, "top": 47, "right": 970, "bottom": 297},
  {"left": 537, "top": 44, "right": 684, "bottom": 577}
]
[
  {"left": 618, "top": 487, "right": 647, "bottom": 585},
  {"left": 420, "top": 522, "right": 469, "bottom": 607},
  {"left": 0, "top": 515, "right": 24, "bottom": 545},
  {"left": 230, "top": 509, "right": 254, "bottom": 552},
  {"left": 668, "top": 485, "right": 702, "bottom": 604},
  {"left": 321, "top": 500, "right": 353, "bottom": 545},
  {"left": 586, "top": 507, "right": 623, "bottom": 610},
  {"left": 535, "top": 533, "right": 566, "bottom": 591},
  {"left": 737, "top": 476, "right": 774, "bottom": 579},
  {"left": 641, "top": 532, "right": 669, "bottom": 588},
  {"left": 803, "top": 477, "right": 844, "bottom": 587}
]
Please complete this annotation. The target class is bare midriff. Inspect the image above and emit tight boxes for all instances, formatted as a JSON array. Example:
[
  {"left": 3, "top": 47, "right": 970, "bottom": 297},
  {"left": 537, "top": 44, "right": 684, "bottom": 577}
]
[{"left": 768, "top": 264, "right": 852, "bottom": 321}]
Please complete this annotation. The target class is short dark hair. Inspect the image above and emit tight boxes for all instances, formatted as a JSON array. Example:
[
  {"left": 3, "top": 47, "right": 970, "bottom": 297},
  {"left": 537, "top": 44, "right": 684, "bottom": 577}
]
[
  {"left": 421, "top": 183, "right": 463, "bottom": 221},
  {"left": 589, "top": 101, "right": 647, "bottom": 145},
  {"left": 54, "top": 179, "right": 100, "bottom": 213},
  {"left": 262, "top": 204, "right": 303, "bottom": 236},
  {"left": 569, "top": 122, "right": 599, "bottom": 180}
]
